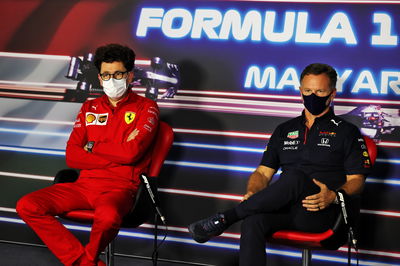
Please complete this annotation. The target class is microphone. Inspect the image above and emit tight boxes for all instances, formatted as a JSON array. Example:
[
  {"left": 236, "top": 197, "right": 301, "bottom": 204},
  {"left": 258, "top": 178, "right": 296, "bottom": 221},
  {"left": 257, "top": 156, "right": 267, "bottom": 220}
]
[
  {"left": 140, "top": 173, "right": 166, "bottom": 224},
  {"left": 337, "top": 190, "right": 357, "bottom": 248}
]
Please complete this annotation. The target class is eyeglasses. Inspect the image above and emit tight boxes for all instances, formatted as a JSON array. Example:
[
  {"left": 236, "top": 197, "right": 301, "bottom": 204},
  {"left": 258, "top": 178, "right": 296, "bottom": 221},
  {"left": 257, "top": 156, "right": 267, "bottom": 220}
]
[{"left": 99, "top": 71, "right": 128, "bottom": 81}]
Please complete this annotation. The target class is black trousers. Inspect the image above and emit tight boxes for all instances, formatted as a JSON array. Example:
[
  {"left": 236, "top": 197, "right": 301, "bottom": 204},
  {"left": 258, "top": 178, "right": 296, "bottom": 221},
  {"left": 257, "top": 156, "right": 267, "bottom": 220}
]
[{"left": 235, "top": 169, "right": 340, "bottom": 266}]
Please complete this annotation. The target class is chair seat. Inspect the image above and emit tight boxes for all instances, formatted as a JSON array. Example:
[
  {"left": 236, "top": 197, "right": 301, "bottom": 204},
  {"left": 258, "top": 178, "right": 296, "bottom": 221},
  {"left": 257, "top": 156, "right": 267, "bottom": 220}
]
[{"left": 270, "top": 229, "right": 334, "bottom": 249}]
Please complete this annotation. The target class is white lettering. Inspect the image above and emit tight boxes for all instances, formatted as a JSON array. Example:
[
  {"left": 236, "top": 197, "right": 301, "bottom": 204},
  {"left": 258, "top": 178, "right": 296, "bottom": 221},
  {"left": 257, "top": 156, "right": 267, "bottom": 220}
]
[
  {"left": 245, "top": 66, "right": 400, "bottom": 95},
  {"left": 136, "top": 8, "right": 164, "bottom": 37},
  {"left": 320, "top": 12, "right": 357, "bottom": 44},
  {"left": 220, "top": 10, "right": 262, "bottom": 41},
  {"left": 136, "top": 8, "right": 358, "bottom": 45},
  {"left": 381, "top": 71, "right": 400, "bottom": 95},
  {"left": 284, "top": 140, "right": 300, "bottom": 145},
  {"left": 336, "top": 69, "right": 353, "bottom": 93},
  {"left": 276, "top": 68, "right": 300, "bottom": 90},
  {"left": 191, "top": 9, "right": 221, "bottom": 39},
  {"left": 295, "top": 12, "right": 321, "bottom": 43},
  {"left": 371, "top": 13, "right": 398, "bottom": 46},
  {"left": 244, "top": 66, "right": 276, "bottom": 89},
  {"left": 352, "top": 70, "right": 379, "bottom": 94},
  {"left": 162, "top": 9, "right": 192, "bottom": 38},
  {"left": 244, "top": 66, "right": 299, "bottom": 90},
  {"left": 263, "top": 11, "right": 295, "bottom": 42},
  {"left": 283, "top": 146, "right": 298, "bottom": 150}
]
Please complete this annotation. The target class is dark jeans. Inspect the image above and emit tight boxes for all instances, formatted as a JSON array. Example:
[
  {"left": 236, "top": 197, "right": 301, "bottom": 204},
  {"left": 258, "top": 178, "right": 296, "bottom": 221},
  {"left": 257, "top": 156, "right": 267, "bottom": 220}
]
[{"left": 235, "top": 169, "right": 340, "bottom": 266}]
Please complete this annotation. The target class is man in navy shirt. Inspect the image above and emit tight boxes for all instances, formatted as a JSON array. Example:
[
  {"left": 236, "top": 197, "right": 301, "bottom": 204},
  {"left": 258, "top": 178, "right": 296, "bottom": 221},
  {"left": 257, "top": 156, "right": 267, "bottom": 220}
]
[{"left": 188, "top": 63, "right": 371, "bottom": 266}]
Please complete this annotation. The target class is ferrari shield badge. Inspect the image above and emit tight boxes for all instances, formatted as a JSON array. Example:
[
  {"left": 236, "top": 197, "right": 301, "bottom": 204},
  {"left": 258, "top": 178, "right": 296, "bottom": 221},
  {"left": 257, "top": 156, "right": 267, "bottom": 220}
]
[{"left": 125, "top": 112, "right": 136, "bottom": 124}]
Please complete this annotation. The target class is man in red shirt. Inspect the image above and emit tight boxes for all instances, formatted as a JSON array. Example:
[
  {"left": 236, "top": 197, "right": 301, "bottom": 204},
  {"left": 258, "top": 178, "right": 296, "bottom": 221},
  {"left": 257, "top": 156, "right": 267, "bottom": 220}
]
[{"left": 17, "top": 44, "right": 159, "bottom": 266}]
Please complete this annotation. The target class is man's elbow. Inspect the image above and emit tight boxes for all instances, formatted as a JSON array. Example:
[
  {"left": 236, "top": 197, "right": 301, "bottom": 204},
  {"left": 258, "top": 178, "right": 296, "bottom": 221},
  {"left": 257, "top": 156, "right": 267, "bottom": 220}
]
[
  {"left": 66, "top": 158, "right": 78, "bottom": 169},
  {"left": 121, "top": 150, "right": 143, "bottom": 165},
  {"left": 65, "top": 153, "right": 80, "bottom": 169},
  {"left": 122, "top": 139, "right": 153, "bottom": 164},
  {"left": 65, "top": 146, "right": 82, "bottom": 168}
]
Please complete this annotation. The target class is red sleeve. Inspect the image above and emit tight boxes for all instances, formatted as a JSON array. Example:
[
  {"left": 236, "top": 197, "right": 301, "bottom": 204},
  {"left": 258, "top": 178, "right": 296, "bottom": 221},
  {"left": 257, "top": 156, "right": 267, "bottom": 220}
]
[
  {"left": 65, "top": 102, "right": 120, "bottom": 169},
  {"left": 92, "top": 100, "right": 160, "bottom": 165}
]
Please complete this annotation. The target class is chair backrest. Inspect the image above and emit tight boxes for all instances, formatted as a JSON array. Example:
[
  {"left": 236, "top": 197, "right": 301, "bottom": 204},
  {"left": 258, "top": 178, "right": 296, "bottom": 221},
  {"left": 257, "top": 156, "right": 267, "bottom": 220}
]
[
  {"left": 270, "top": 135, "right": 379, "bottom": 251},
  {"left": 326, "top": 135, "right": 377, "bottom": 247},
  {"left": 363, "top": 135, "right": 377, "bottom": 166},
  {"left": 122, "top": 121, "right": 173, "bottom": 227},
  {"left": 147, "top": 121, "right": 174, "bottom": 177}
]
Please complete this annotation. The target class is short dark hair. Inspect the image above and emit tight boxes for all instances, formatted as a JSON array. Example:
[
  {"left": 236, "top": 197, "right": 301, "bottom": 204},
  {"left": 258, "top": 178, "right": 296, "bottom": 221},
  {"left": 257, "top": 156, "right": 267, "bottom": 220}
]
[
  {"left": 94, "top": 43, "right": 136, "bottom": 72},
  {"left": 300, "top": 63, "right": 337, "bottom": 89}
]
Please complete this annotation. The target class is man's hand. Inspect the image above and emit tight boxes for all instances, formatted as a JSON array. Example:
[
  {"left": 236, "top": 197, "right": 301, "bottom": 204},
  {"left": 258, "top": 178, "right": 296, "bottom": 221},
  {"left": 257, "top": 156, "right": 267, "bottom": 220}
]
[
  {"left": 127, "top": 128, "right": 139, "bottom": 142},
  {"left": 302, "top": 179, "right": 336, "bottom": 211},
  {"left": 241, "top": 191, "right": 255, "bottom": 202}
]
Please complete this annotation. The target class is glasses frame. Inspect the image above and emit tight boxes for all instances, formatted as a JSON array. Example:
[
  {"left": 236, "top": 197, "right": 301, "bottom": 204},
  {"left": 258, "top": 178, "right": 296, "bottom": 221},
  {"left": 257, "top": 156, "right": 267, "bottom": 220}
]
[{"left": 99, "top": 71, "right": 129, "bottom": 81}]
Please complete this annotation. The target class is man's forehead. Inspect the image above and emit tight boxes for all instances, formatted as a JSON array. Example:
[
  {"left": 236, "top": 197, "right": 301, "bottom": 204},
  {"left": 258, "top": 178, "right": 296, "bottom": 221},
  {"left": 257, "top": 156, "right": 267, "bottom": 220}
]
[
  {"left": 301, "top": 74, "right": 330, "bottom": 85},
  {"left": 100, "top": 61, "right": 126, "bottom": 72},
  {"left": 302, "top": 73, "right": 329, "bottom": 80}
]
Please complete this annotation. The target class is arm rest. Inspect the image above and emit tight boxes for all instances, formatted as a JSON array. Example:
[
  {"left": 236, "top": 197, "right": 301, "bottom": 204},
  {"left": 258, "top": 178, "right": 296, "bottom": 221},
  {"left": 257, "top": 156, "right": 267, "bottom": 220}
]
[{"left": 53, "top": 169, "right": 79, "bottom": 184}]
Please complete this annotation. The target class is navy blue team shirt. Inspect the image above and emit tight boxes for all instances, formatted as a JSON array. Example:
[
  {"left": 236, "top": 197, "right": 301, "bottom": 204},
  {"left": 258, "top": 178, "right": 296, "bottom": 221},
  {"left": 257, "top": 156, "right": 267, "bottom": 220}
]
[{"left": 260, "top": 108, "right": 372, "bottom": 190}]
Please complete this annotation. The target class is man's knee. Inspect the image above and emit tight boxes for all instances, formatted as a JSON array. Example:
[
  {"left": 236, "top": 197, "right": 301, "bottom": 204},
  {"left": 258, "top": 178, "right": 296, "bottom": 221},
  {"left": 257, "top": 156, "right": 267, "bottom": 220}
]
[
  {"left": 94, "top": 206, "right": 125, "bottom": 229},
  {"left": 16, "top": 194, "right": 46, "bottom": 218}
]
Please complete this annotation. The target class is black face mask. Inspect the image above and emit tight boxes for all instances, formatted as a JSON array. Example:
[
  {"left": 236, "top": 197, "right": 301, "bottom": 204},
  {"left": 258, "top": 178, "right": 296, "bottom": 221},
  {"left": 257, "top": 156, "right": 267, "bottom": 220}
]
[{"left": 302, "top": 93, "right": 332, "bottom": 115}]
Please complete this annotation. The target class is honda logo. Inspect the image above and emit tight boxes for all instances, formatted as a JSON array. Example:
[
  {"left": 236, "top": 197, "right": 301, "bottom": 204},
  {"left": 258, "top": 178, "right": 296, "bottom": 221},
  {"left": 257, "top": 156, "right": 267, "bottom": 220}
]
[{"left": 321, "top": 138, "right": 329, "bottom": 144}]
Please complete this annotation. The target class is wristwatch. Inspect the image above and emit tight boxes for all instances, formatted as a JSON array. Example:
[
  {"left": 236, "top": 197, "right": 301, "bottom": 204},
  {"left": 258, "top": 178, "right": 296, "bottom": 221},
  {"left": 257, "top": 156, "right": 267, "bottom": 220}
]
[
  {"left": 334, "top": 189, "right": 347, "bottom": 204},
  {"left": 86, "top": 141, "right": 95, "bottom": 153}
]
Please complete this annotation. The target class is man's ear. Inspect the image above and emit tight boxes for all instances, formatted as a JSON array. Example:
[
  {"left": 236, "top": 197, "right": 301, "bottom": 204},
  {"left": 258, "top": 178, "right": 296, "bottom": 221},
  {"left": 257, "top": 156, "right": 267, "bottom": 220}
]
[
  {"left": 331, "top": 88, "right": 337, "bottom": 99},
  {"left": 299, "top": 87, "right": 304, "bottom": 101},
  {"left": 127, "top": 71, "right": 134, "bottom": 83},
  {"left": 98, "top": 74, "right": 103, "bottom": 86}
]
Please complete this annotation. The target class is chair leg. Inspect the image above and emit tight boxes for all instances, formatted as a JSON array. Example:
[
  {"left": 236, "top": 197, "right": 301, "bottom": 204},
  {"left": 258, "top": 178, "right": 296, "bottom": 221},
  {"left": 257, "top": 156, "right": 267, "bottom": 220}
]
[
  {"left": 105, "top": 241, "right": 115, "bottom": 266},
  {"left": 302, "top": 249, "right": 311, "bottom": 266}
]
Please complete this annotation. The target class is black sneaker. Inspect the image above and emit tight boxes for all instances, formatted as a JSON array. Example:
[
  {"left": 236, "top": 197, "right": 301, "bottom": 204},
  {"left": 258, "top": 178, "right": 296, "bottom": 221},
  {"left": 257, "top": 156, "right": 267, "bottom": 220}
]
[{"left": 188, "top": 213, "right": 228, "bottom": 243}]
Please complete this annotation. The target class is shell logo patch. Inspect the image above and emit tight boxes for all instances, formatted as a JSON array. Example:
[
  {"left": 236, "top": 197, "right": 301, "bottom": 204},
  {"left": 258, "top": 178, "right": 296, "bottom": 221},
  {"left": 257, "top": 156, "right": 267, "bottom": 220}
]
[
  {"left": 125, "top": 112, "right": 136, "bottom": 124},
  {"left": 86, "top": 114, "right": 96, "bottom": 124},
  {"left": 85, "top": 112, "right": 108, "bottom": 126}
]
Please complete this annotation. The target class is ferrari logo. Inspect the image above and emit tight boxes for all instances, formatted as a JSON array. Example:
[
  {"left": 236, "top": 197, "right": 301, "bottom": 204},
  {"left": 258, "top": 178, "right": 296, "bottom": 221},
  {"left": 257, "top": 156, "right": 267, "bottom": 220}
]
[{"left": 125, "top": 112, "right": 136, "bottom": 124}]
